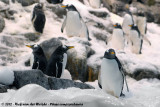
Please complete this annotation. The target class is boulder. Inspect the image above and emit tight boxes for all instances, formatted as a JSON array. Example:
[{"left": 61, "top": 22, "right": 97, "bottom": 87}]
[
  {"left": 128, "top": 68, "right": 160, "bottom": 81},
  {"left": 16, "top": 0, "right": 39, "bottom": 6},
  {"left": 89, "top": 11, "right": 108, "bottom": 18},
  {"left": 0, "top": 84, "right": 9, "bottom": 93},
  {"left": 0, "top": 35, "right": 26, "bottom": 48},
  {"left": 46, "top": 5, "right": 66, "bottom": 18},
  {"left": 0, "top": 16, "right": 5, "bottom": 33},
  {"left": 13, "top": 70, "right": 94, "bottom": 90},
  {"left": 40, "top": 38, "right": 62, "bottom": 60},
  {"left": 66, "top": 39, "right": 95, "bottom": 82},
  {"left": 0, "top": 0, "right": 9, "bottom": 4},
  {"left": 23, "top": 33, "right": 40, "bottom": 41}
]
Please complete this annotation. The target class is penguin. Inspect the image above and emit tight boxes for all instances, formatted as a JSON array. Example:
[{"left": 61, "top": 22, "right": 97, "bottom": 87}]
[
  {"left": 46, "top": 45, "right": 74, "bottom": 78},
  {"left": 89, "top": 0, "right": 101, "bottom": 8},
  {"left": 46, "top": 0, "right": 63, "bottom": 4},
  {"left": 26, "top": 44, "right": 47, "bottom": 73},
  {"left": 31, "top": 3, "right": 46, "bottom": 34},
  {"left": 128, "top": 24, "right": 143, "bottom": 54},
  {"left": 110, "top": 23, "right": 125, "bottom": 51},
  {"left": 122, "top": 10, "right": 134, "bottom": 38},
  {"left": 61, "top": 5, "right": 91, "bottom": 41},
  {"left": 98, "top": 49, "right": 129, "bottom": 98},
  {"left": 136, "top": 11, "right": 151, "bottom": 45}
]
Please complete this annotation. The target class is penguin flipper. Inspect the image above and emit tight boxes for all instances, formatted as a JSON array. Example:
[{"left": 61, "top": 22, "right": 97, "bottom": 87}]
[
  {"left": 32, "top": 59, "right": 38, "bottom": 69},
  {"left": 61, "top": 16, "right": 67, "bottom": 33},
  {"left": 56, "top": 62, "right": 63, "bottom": 78},
  {"left": 98, "top": 82, "right": 102, "bottom": 89}
]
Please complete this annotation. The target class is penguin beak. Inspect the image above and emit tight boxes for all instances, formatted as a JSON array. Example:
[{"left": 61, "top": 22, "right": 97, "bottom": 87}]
[
  {"left": 113, "top": 25, "right": 117, "bottom": 27},
  {"left": 128, "top": 25, "right": 132, "bottom": 27},
  {"left": 26, "top": 45, "right": 33, "bottom": 48},
  {"left": 110, "top": 52, "right": 115, "bottom": 55},
  {"left": 68, "top": 46, "right": 74, "bottom": 49},
  {"left": 61, "top": 5, "right": 67, "bottom": 8}
]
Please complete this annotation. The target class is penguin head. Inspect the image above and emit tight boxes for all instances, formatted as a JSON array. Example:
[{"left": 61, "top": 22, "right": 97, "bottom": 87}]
[
  {"left": 34, "top": 3, "right": 43, "bottom": 10},
  {"left": 55, "top": 45, "right": 74, "bottom": 54},
  {"left": 104, "top": 49, "right": 116, "bottom": 59},
  {"left": 129, "top": 24, "right": 139, "bottom": 31},
  {"left": 26, "top": 44, "right": 44, "bottom": 54},
  {"left": 113, "top": 23, "right": 122, "bottom": 29},
  {"left": 61, "top": 4, "right": 77, "bottom": 11},
  {"left": 47, "top": 0, "right": 63, "bottom": 4}
]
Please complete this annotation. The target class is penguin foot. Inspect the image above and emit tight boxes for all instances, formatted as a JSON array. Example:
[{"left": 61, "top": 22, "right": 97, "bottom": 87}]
[{"left": 120, "top": 93, "right": 125, "bottom": 97}]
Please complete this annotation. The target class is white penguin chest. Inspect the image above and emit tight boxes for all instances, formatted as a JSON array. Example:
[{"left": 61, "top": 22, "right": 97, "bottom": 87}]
[
  {"left": 122, "top": 14, "right": 133, "bottom": 34},
  {"left": 66, "top": 11, "right": 82, "bottom": 35},
  {"left": 111, "top": 29, "right": 125, "bottom": 50},
  {"left": 62, "top": 53, "right": 67, "bottom": 75},
  {"left": 100, "top": 58, "right": 123, "bottom": 97}
]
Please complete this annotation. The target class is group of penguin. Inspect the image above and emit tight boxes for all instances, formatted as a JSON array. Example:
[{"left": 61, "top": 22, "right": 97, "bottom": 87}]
[
  {"left": 29, "top": 0, "right": 151, "bottom": 98},
  {"left": 110, "top": 9, "right": 151, "bottom": 54}
]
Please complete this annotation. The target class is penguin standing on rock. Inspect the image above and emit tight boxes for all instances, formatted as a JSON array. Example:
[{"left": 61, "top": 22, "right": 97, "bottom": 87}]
[
  {"left": 61, "top": 5, "right": 91, "bottom": 41},
  {"left": 129, "top": 24, "right": 143, "bottom": 54},
  {"left": 26, "top": 44, "right": 47, "bottom": 73},
  {"left": 46, "top": 45, "right": 74, "bottom": 78},
  {"left": 46, "top": 0, "right": 63, "bottom": 4},
  {"left": 110, "top": 23, "right": 125, "bottom": 51},
  {"left": 89, "top": 0, "right": 101, "bottom": 9},
  {"left": 32, "top": 3, "right": 46, "bottom": 34},
  {"left": 98, "top": 49, "right": 129, "bottom": 98}
]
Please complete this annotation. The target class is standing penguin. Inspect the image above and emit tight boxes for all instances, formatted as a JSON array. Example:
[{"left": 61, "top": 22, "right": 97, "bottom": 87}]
[
  {"left": 89, "top": 0, "right": 101, "bottom": 8},
  {"left": 110, "top": 23, "right": 125, "bottom": 51},
  {"left": 136, "top": 11, "right": 151, "bottom": 45},
  {"left": 26, "top": 44, "right": 47, "bottom": 73},
  {"left": 129, "top": 24, "right": 143, "bottom": 54},
  {"left": 46, "top": 45, "right": 74, "bottom": 78},
  {"left": 61, "top": 5, "right": 91, "bottom": 41},
  {"left": 98, "top": 49, "right": 129, "bottom": 98},
  {"left": 46, "top": 0, "right": 63, "bottom": 4},
  {"left": 122, "top": 10, "right": 134, "bottom": 43},
  {"left": 31, "top": 3, "right": 46, "bottom": 34}
]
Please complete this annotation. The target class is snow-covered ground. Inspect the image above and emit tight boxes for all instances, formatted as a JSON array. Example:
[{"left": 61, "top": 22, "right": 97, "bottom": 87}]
[{"left": 0, "top": 0, "right": 160, "bottom": 106}]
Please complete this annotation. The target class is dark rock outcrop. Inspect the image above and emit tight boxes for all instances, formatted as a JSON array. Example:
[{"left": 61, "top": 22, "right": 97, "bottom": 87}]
[
  {"left": 23, "top": 33, "right": 40, "bottom": 41},
  {"left": 89, "top": 11, "right": 108, "bottom": 18},
  {"left": 0, "top": 16, "right": 5, "bottom": 33},
  {"left": 128, "top": 68, "right": 160, "bottom": 81},
  {"left": 0, "top": 84, "right": 9, "bottom": 93},
  {"left": 13, "top": 70, "right": 94, "bottom": 90},
  {"left": 0, "top": 0, "right": 9, "bottom": 4},
  {"left": 16, "top": 0, "right": 39, "bottom": 6},
  {"left": 40, "top": 38, "right": 62, "bottom": 60}
]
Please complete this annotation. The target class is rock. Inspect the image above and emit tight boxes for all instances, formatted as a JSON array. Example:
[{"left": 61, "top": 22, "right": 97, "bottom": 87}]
[
  {"left": 48, "top": 77, "right": 94, "bottom": 90},
  {"left": 46, "top": 5, "right": 66, "bottom": 18},
  {"left": 40, "top": 38, "right": 62, "bottom": 60},
  {"left": 66, "top": 39, "right": 95, "bottom": 82},
  {"left": 87, "top": 66, "right": 99, "bottom": 82},
  {"left": 0, "top": 16, "right": 5, "bottom": 33},
  {"left": 129, "top": 68, "right": 160, "bottom": 80},
  {"left": 0, "top": 84, "right": 8, "bottom": 93},
  {"left": 102, "top": 0, "right": 126, "bottom": 14},
  {"left": 23, "top": 33, "right": 40, "bottom": 41},
  {"left": 13, "top": 70, "right": 94, "bottom": 90},
  {"left": 0, "top": 35, "right": 26, "bottom": 47},
  {"left": 93, "top": 32, "right": 108, "bottom": 41},
  {"left": 89, "top": 11, "right": 108, "bottom": 18},
  {"left": 0, "top": 0, "right": 9, "bottom": 4},
  {"left": 16, "top": 0, "right": 39, "bottom": 6},
  {"left": 13, "top": 70, "right": 50, "bottom": 89}
]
